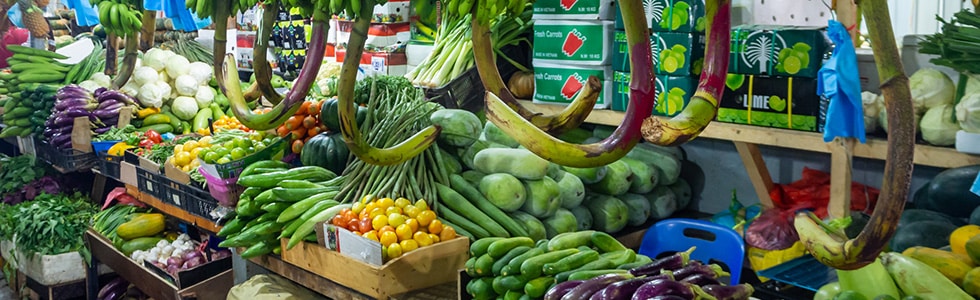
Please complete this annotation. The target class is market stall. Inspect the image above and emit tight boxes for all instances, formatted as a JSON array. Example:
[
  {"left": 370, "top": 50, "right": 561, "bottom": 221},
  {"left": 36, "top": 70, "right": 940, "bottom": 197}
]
[{"left": 0, "top": 0, "right": 978, "bottom": 299}]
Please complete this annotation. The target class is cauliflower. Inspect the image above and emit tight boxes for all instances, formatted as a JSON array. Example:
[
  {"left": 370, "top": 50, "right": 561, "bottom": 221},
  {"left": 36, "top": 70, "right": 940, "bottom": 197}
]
[
  {"left": 195, "top": 86, "right": 215, "bottom": 108},
  {"left": 172, "top": 96, "right": 200, "bottom": 120},
  {"left": 138, "top": 84, "right": 165, "bottom": 108},
  {"left": 133, "top": 66, "right": 160, "bottom": 87},
  {"left": 165, "top": 55, "right": 191, "bottom": 78},
  {"left": 175, "top": 75, "right": 199, "bottom": 97},
  {"left": 188, "top": 62, "right": 213, "bottom": 86}
]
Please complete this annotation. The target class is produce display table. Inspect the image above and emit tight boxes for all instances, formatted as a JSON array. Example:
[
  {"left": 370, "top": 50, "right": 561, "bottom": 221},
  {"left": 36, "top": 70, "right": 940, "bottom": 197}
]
[{"left": 121, "top": 183, "right": 222, "bottom": 234}]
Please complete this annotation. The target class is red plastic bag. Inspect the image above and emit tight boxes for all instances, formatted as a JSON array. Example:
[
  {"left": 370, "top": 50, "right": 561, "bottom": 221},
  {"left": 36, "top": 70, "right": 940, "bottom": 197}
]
[
  {"left": 745, "top": 208, "right": 799, "bottom": 250},
  {"left": 768, "top": 167, "right": 880, "bottom": 219}
]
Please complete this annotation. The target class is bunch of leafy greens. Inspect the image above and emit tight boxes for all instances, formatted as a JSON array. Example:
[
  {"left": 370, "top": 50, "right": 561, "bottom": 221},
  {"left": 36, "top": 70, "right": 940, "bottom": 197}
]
[
  {"left": 353, "top": 75, "right": 414, "bottom": 105},
  {"left": 0, "top": 155, "right": 46, "bottom": 196},
  {"left": 0, "top": 192, "right": 97, "bottom": 259},
  {"left": 93, "top": 125, "right": 138, "bottom": 142}
]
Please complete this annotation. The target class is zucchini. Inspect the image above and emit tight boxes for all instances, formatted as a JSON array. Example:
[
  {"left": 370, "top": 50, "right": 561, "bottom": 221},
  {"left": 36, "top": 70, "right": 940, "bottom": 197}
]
[
  {"left": 520, "top": 248, "right": 579, "bottom": 278},
  {"left": 238, "top": 166, "right": 337, "bottom": 189},
  {"left": 272, "top": 186, "right": 337, "bottom": 202}
]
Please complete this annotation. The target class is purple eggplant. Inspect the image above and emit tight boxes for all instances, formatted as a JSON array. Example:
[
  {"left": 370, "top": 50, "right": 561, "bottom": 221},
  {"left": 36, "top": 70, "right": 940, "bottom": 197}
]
[
  {"left": 97, "top": 101, "right": 123, "bottom": 113},
  {"left": 54, "top": 98, "right": 94, "bottom": 111},
  {"left": 53, "top": 115, "right": 77, "bottom": 127},
  {"left": 96, "top": 99, "right": 120, "bottom": 110},
  {"left": 630, "top": 247, "right": 695, "bottom": 276},
  {"left": 95, "top": 127, "right": 112, "bottom": 134},
  {"left": 97, "top": 277, "right": 127, "bottom": 299},
  {"left": 590, "top": 274, "right": 674, "bottom": 300},
  {"left": 647, "top": 296, "right": 687, "bottom": 300},
  {"left": 672, "top": 264, "right": 728, "bottom": 282},
  {"left": 631, "top": 280, "right": 695, "bottom": 300},
  {"left": 56, "top": 86, "right": 92, "bottom": 100},
  {"left": 61, "top": 106, "right": 93, "bottom": 118},
  {"left": 561, "top": 273, "right": 632, "bottom": 300},
  {"left": 99, "top": 117, "right": 118, "bottom": 127},
  {"left": 94, "top": 87, "right": 107, "bottom": 97},
  {"left": 93, "top": 107, "right": 121, "bottom": 119},
  {"left": 97, "top": 90, "right": 137, "bottom": 105},
  {"left": 679, "top": 273, "right": 720, "bottom": 286},
  {"left": 44, "top": 116, "right": 54, "bottom": 127},
  {"left": 49, "top": 133, "right": 71, "bottom": 147},
  {"left": 545, "top": 280, "right": 586, "bottom": 300},
  {"left": 43, "top": 126, "right": 72, "bottom": 137},
  {"left": 700, "top": 284, "right": 753, "bottom": 300}
]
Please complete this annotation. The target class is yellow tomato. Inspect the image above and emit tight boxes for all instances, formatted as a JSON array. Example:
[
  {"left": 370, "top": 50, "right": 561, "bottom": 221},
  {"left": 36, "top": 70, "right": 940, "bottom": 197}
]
[
  {"left": 362, "top": 231, "right": 379, "bottom": 242},
  {"left": 405, "top": 218, "right": 419, "bottom": 233},
  {"left": 189, "top": 159, "right": 200, "bottom": 167},
  {"left": 385, "top": 206, "right": 402, "bottom": 216},
  {"left": 190, "top": 147, "right": 201, "bottom": 159},
  {"left": 440, "top": 226, "right": 457, "bottom": 241},
  {"left": 372, "top": 215, "right": 388, "bottom": 231},
  {"left": 400, "top": 239, "right": 419, "bottom": 253},
  {"left": 413, "top": 231, "right": 433, "bottom": 247},
  {"left": 387, "top": 243, "right": 403, "bottom": 259},
  {"left": 403, "top": 205, "right": 420, "bottom": 219},
  {"left": 429, "top": 233, "right": 440, "bottom": 243},
  {"left": 363, "top": 202, "right": 377, "bottom": 215},
  {"left": 184, "top": 141, "right": 199, "bottom": 151},
  {"left": 173, "top": 144, "right": 184, "bottom": 154},
  {"left": 428, "top": 219, "right": 443, "bottom": 235},
  {"left": 379, "top": 231, "right": 398, "bottom": 247},
  {"left": 368, "top": 208, "right": 385, "bottom": 220},
  {"left": 394, "top": 197, "right": 411, "bottom": 208},
  {"left": 377, "top": 198, "right": 395, "bottom": 210},
  {"left": 351, "top": 201, "right": 366, "bottom": 214},
  {"left": 197, "top": 136, "right": 212, "bottom": 146},
  {"left": 361, "top": 194, "right": 376, "bottom": 204},
  {"left": 414, "top": 199, "right": 429, "bottom": 211},
  {"left": 175, "top": 151, "right": 192, "bottom": 166},
  {"left": 416, "top": 210, "right": 436, "bottom": 227},
  {"left": 387, "top": 213, "right": 407, "bottom": 227},
  {"left": 182, "top": 165, "right": 192, "bottom": 172},
  {"left": 395, "top": 224, "right": 413, "bottom": 241}
]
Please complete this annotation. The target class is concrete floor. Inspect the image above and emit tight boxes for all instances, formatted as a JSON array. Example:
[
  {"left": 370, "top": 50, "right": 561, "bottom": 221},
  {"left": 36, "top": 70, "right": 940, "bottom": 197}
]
[{"left": 0, "top": 273, "right": 16, "bottom": 300}]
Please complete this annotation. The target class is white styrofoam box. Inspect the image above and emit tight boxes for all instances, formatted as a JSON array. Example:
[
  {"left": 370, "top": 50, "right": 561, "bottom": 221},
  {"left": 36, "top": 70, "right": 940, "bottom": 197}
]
[
  {"left": 197, "top": 29, "right": 238, "bottom": 56},
  {"left": 372, "top": 0, "right": 411, "bottom": 23},
  {"left": 856, "top": 48, "right": 880, "bottom": 94},
  {"left": 1, "top": 240, "right": 112, "bottom": 285},
  {"left": 335, "top": 21, "right": 411, "bottom": 51},
  {"left": 957, "top": 130, "right": 980, "bottom": 155},
  {"left": 328, "top": 18, "right": 338, "bottom": 44},
  {"left": 406, "top": 43, "right": 434, "bottom": 66},
  {"left": 531, "top": 62, "right": 613, "bottom": 109}
]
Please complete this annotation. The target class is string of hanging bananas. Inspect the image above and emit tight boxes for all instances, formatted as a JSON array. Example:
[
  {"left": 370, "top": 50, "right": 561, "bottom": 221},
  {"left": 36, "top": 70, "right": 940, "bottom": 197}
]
[
  {"left": 91, "top": 0, "right": 143, "bottom": 36},
  {"left": 443, "top": 0, "right": 528, "bottom": 24}
]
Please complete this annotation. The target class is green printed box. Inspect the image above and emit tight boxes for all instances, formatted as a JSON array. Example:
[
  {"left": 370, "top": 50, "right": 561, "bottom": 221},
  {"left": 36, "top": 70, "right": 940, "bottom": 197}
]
[
  {"left": 612, "top": 71, "right": 697, "bottom": 117},
  {"left": 532, "top": 63, "right": 613, "bottom": 109},
  {"left": 729, "top": 25, "right": 832, "bottom": 78},
  {"left": 614, "top": 0, "right": 705, "bottom": 33},
  {"left": 717, "top": 74, "right": 825, "bottom": 132},
  {"left": 533, "top": 20, "right": 614, "bottom": 65},
  {"left": 611, "top": 30, "right": 704, "bottom": 75},
  {"left": 533, "top": 0, "right": 616, "bottom": 20}
]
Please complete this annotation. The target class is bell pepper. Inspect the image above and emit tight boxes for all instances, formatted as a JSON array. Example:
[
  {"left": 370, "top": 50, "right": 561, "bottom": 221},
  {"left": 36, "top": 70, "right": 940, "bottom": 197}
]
[
  {"left": 145, "top": 130, "right": 162, "bottom": 144},
  {"left": 136, "top": 107, "right": 161, "bottom": 118},
  {"left": 125, "top": 134, "right": 140, "bottom": 146},
  {"left": 138, "top": 139, "right": 155, "bottom": 148},
  {"left": 106, "top": 142, "right": 134, "bottom": 156}
]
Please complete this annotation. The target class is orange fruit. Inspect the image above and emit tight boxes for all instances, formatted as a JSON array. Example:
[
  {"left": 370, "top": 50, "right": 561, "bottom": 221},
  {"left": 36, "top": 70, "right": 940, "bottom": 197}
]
[
  {"left": 405, "top": 218, "right": 420, "bottom": 232},
  {"left": 394, "top": 197, "right": 411, "bottom": 208},
  {"left": 396, "top": 224, "right": 413, "bottom": 241},
  {"left": 413, "top": 231, "right": 433, "bottom": 247},
  {"left": 428, "top": 219, "right": 443, "bottom": 235},
  {"left": 380, "top": 231, "right": 398, "bottom": 247},
  {"left": 372, "top": 215, "right": 389, "bottom": 231},
  {"left": 417, "top": 210, "right": 436, "bottom": 226},
  {"left": 358, "top": 218, "right": 373, "bottom": 233},
  {"left": 440, "top": 225, "right": 457, "bottom": 241},
  {"left": 387, "top": 243, "right": 403, "bottom": 259},
  {"left": 363, "top": 231, "right": 380, "bottom": 242},
  {"left": 400, "top": 239, "right": 419, "bottom": 253}
]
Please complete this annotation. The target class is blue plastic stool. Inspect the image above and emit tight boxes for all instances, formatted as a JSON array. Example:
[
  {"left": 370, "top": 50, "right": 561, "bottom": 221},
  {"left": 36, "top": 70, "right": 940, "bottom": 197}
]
[{"left": 637, "top": 218, "right": 745, "bottom": 285}]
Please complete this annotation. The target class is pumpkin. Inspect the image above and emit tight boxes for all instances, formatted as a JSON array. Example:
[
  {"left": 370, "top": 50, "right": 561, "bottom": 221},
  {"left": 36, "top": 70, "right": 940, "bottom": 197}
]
[
  {"left": 507, "top": 71, "right": 535, "bottom": 99},
  {"left": 301, "top": 132, "right": 350, "bottom": 175},
  {"left": 320, "top": 98, "right": 369, "bottom": 132}
]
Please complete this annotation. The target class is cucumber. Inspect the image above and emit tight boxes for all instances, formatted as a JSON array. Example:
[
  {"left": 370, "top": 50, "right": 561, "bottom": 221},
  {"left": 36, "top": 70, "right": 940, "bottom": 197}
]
[
  {"left": 521, "top": 248, "right": 579, "bottom": 278},
  {"left": 436, "top": 183, "right": 505, "bottom": 238},
  {"left": 503, "top": 248, "right": 545, "bottom": 276},
  {"left": 503, "top": 289, "right": 525, "bottom": 300},
  {"left": 238, "top": 166, "right": 337, "bottom": 189},
  {"left": 474, "top": 253, "right": 495, "bottom": 277},
  {"left": 543, "top": 249, "right": 600, "bottom": 275},
  {"left": 240, "top": 239, "right": 277, "bottom": 259},
  {"left": 471, "top": 237, "right": 506, "bottom": 257},
  {"left": 240, "top": 187, "right": 264, "bottom": 200},
  {"left": 487, "top": 237, "right": 535, "bottom": 258},
  {"left": 240, "top": 161, "right": 291, "bottom": 178},
  {"left": 217, "top": 217, "right": 248, "bottom": 237},
  {"left": 260, "top": 202, "right": 291, "bottom": 214},
  {"left": 279, "top": 217, "right": 305, "bottom": 239},
  {"left": 277, "top": 180, "right": 325, "bottom": 189},
  {"left": 272, "top": 187, "right": 337, "bottom": 202},
  {"left": 277, "top": 195, "right": 339, "bottom": 223},
  {"left": 287, "top": 203, "right": 350, "bottom": 249},
  {"left": 524, "top": 277, "right": 555, "bottom": 298},
  {"left": 253, "top": 189, "right": 278, "bottom": 206},
  {"left": 556, "top": 255, "right": 618, "bottom": 282},
  {"left": 192, "top": 108, "right": 212, "bottom": 132},
  {"left": 467, "top": 277, "right": 495, "bottom": 300},
  {"left": 591, "top": 231, "right": 628, "bottom": 253},
  {"left": 492, "top": 246, "right": 532, "bottom": 276},
  {"left": 547, "top": 231, "right": 595, "bottom": 251},
  {"left": 7, "top": 45, "right": 69, "bottom": 59},
  {"left": 450, "top": 174, "right": 529, "bottom": 237},
  {"left": 465, "top": 256, "right": 478, "bottom": 277}
]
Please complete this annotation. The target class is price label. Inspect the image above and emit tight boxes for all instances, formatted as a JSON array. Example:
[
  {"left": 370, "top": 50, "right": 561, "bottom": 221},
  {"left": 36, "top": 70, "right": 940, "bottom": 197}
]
[{"left": 372, "top": 56, "right": 386, "bottom": 74}]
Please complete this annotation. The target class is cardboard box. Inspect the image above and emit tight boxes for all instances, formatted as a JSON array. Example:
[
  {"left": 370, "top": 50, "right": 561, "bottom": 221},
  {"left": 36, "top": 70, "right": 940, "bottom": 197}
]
[
  {"left": 532, "top": 63, "right": 613, "bottom": 109},
  {"left": 336, "top": 50, "right": 409, "bottom": 76},
  {"left": 614, "top": 0, "right": 705, "bottom": 33},
  {"left": 729, "top": 25, "right": 832, "bottom": 78},
  {"left": 119, "top": 161, "right": 138, "bottom": 186},
  {"left": 336, "top": 21, "right": 411, "bottom": 51},
  {"left": 372, "top": 0, "right": 410, "bottom": 23},
  {"left": 0, "top": 241, "right": 111, "bottom": 286},
  {"left": 532, "top": 0, "right": 616, "bottom": 20},
  {"left": 717, "top": 74, "right": 825, "bottom": 132},
  {"left": 533, "top": 20, "right": 614, "bottom": 65},
  {"left": 198, "top": 138, "right": 287, "bottom": 179},
  {"left": 611, "top": 30, "right": 704, "bottom": 76},
  {"left": 612, "top": 71, "right": 697, "bottom": 117}
]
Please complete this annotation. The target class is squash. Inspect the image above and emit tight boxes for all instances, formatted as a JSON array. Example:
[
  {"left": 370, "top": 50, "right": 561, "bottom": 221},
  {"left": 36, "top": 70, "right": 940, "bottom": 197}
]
[
  {"left": 300, "top": 132, "right": 350, "bottom": 175},
  {"left": 951, "top": 225, "right": 980, "bottom": 255},
  {"left": 966, "top": 235, "right": 980, "bottom": 265},
  {"left": 319, "top": 98, "right": 367, "bottom": 132},
  {"left": 964, "top": 267, "right": 980, "bottom": 297},
  {"left": 121, "top": 237, "right": 165, "bottom": 256},
  {"left": 919, "top": 165, "right": 980, "bottom": 218},
  {"left": 507, "top": 71, "right": 534, "bottom": 99},
  {"left": 116, "top": 213, "right": 166, "bottom": 240}
]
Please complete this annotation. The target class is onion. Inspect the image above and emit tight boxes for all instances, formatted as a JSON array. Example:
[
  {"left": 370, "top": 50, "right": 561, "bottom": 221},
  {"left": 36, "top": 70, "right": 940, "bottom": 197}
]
[
  {"left": 166, "top": 256, "right": 184, "bottom": 267},
  {"left": 182, "top": 256, "right": 204, "bottom": 269},
  {"left": 183, "top": 250, "right": 204, "bottom": 261},
  {"left": 166, "top": 264, "right": 180, "bottom": 275},
  {"left": 213, "top": 249, "right": 232, "bottom": 260}
]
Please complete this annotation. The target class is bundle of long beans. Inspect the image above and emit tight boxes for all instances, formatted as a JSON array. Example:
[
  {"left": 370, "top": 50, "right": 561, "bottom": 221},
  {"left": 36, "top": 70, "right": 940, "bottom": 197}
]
[
  {"left": 919, "top": 10, "right": 980, "bottom": 74},
  {"left": 335, "top": 80, "right": 450, "bottom": 205}
]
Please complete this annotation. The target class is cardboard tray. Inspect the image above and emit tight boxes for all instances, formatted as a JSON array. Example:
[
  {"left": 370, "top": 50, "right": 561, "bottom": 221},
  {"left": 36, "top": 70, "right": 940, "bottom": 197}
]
[
  {"left": 279, "top": 236, "right": 469, "bottom": 300},
  {"left": 84, "top": 230, "right": 233, "bottom": 300}
]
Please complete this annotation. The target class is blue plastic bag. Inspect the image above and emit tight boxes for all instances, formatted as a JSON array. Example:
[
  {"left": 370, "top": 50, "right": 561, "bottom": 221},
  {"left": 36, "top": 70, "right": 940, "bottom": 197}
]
[
  {"left": 7, "top": 3, "right": 23, "bottom": 28},
  {"left": 819, "top": 20, "right": 866, "bottom": 143},
  {"left": 65, "top": 0, "right": 100, "bottom": 27}
]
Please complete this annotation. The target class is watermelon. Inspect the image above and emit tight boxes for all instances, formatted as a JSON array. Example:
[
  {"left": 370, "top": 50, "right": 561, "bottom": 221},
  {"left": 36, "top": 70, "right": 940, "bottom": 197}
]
[
  {"left": 919, "top": 165, "right": 980, "bottom": 218},
  {"left": 890, "top": 221, "right": 958, "bottom": 252}
]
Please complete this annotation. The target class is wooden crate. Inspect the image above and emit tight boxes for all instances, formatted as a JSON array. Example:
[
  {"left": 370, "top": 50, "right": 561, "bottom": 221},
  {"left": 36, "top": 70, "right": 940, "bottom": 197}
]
[
  {"left": 279, "top": 237, "right": 469, "bottom": 300},
  {"left": 84, "top": 230, "right": 233, "bottom": 300}
]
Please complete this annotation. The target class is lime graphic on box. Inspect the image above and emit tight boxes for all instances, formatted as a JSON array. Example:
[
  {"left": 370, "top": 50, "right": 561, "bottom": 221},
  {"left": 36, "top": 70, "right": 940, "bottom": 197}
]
[
  {"left": 659, "top": 1, "right": 690, "bottom": 31},
  {"left": 768, "top": 95, "right": 786, "bottom": 112},
  {"left": 657, "top": 87, "right": 687, "bottom": 115},
  {"left": 659, "top": 44, "right": 688, "bottom": 73},
  {"left": 695, "top": 16, "right": 705, "bottom": 32},
  {"left": 725, "top": 74, "right": 745, "bottom": 91},
  {"left": 776, "top": 43, "right": 812, "bottom": 75}
]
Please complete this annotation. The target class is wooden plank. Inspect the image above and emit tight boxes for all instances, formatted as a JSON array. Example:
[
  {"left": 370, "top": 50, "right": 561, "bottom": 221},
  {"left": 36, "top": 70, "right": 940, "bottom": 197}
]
[
  {"left": 829, "top": 138, "right": 855, "bottom": 219},
  {"left": 86, "top": 231, "right": 179, "bottom": 300},
  {"left": 519, "top": 101, "right": 980, "bottom": 169},
  {"left": 125, "top": 184, "right": 222, "bottom": 233},
  {"left": 734, "top": 142, "right": 775, "bottom": 208},
  {"left": 248, "top": 255, "right": 372, "bottom": 300},
  {"left": 177, "top": 270, "right": 234, "bottom": 300}
]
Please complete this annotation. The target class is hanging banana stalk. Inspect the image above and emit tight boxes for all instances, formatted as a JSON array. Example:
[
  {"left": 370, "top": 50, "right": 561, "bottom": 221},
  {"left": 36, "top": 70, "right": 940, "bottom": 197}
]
[
  {"left": 247, "top": 1, "right": 284, "bottom": 104},
  {"left": 110, "top": 33, "right": 139, "bottom": 89},
  {"left": 481, "top": 0, "right": 731, "bottom": 168},
  {"left": 105, "top": 33, "right": 119, "bottom": 76},
  {"left": 336, "top": 0, "right": 441, "bottom": 166},
  {"left": 640, "top": 0, "right": 729, "bottom": 146},
  {"left": 794, "top": 0, "right": 915, "bottom": 270},
  {"left": 139, "top": 10, "right": 156, "bottom": 51}
]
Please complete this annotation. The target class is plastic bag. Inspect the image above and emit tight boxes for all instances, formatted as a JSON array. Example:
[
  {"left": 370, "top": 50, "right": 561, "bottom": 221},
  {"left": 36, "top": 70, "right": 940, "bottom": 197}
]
[
  {"left": 819, "top": 19, "right": 866, "bottom": 143},
  {"left": 227, "top": 274, "right": 327, "bottom": 300},
  {"left": 745, "top": 208, "right": 799, "bottom": 250},
  {"left": 768, "top": 167, "right": 880, "bottom": 218}
]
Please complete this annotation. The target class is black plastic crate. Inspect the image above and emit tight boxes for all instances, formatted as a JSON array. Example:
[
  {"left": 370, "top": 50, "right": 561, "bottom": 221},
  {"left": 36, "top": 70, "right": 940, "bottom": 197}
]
[
  {"left": 163, "top": 178, "right": 220, "bottom": 221},
  {"left": 97, "top": 155, "right": 122, "bottom": 181},
  {"left": 32, "top": 136, "right": 97, "bottom": 173},
  {"left": 136, "top": 167, "right": 167, "bottom": 201},
  {"left": 424, "top": 44, "right": 530, "bottom": 112}
]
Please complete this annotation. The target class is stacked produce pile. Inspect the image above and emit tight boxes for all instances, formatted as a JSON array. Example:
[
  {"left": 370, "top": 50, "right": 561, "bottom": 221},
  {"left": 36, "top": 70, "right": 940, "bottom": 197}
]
[
  {"left": 0, "top": 192, "right": 96, "bottom": 258},
  {"left": 44, "top": 86, "right": 139, "bottom": 148},
  {"left": 2, "top": 84, "right": 58, "bottom": 139},
  {"left": 862, "top": 68, "right": 968, "bottom": 146},
  {"left": 217, "top": 161, "right": 345, "bottom": 258},
  {"left": 329, "top": 195, "right": 457, "bottom": 261},
  {"left": 276, "top": 99, "right": 324, "bottom": 155},
  {"left": 464, "top": 233, "right": 752, "bottom": 299}
]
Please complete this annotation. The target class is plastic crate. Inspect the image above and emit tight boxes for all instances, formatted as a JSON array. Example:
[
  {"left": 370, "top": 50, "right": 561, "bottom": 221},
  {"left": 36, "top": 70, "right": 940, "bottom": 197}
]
[
  {"left": 164, "top": 179, "right": 221, "bottom": 221},
  {"left": 136, "top": 167, "right": 167, "bottom": 201},
  {"left": 91, "top": 141, "right": 120, "bottom": 157},
  {"left": 32, "top": 136, "right": 96, "bottom": 173},
  {"left": 97, "top": 155, "right": 122, "bottom": 181},
  {"left": 756, "top": 255, "right": 837, "bottom": 291},
  {"left": 423, "top": 44, "right": 530, "bottom": 112}
]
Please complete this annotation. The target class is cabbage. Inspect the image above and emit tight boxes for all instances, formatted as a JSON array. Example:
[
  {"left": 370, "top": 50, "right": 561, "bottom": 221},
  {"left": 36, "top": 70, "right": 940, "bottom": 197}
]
[
  {"left": 172, "top": 96, "right": 199, "bottom": 120},
  {"left": 143, "top": 48, "right": 167, "bottom": 71},
  {"left": 195, "top": 86, "right": 214, "bottom": 107},
  {"left": 175, "top": 75, "right": 199, "bottom": 97},
  {"left": 862, "top": 91, "right": 879, "bottom": 134},
  {"left": 158, "top": 70, "right": 171, "bottom": 84},
  {"left": 188, "top": 62, "right": 212, "bottom": 85},
  {"left": 78, "top": 80, "right": 100, "bottom": 92},
  {"left": 121, "top": 81, "right": 140, "bottom": 97},
  {"left": 957, "top": 92, "right": 980, "bottom": 133},
  {"left": 165, "top": 55, "right": 191, "bottom": 78},
  {"left": 133, "top": 66, "right": 159, "bottom": 87},
  {"left": 920, "top": 104, "right": 960, "bottom": 146},
  {"left": 909, "top": 68, "right": 955, "bottom": 111},
  {"left": 155, "top": 81, "right": 173, "bottom": 103},
  {"left": 138, "top": 84, "right": 164, "bottom": 108},
  {"left": 90, "top": 73, "right": 111, "bottom": 87}
]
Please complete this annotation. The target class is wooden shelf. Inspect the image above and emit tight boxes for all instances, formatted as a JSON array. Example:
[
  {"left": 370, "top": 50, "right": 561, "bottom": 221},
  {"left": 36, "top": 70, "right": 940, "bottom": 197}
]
[
  {"left": 521, "top": 101, "right": 980, "bottom": 169},
  {"left": 123, "top": 184, "right": 222, "bottom": 234}
]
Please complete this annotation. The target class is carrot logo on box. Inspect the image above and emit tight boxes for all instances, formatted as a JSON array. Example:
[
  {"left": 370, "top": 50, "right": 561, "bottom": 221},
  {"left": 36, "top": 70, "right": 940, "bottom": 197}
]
[
  {"left": 560, "top": 0, "right": 578, "bottom": 10},
  {"left": 562, "top": 29, "right": 587, "bottom": 57},
  {"left": 561, "top": 73, "right": 585, "bottom": 100}
]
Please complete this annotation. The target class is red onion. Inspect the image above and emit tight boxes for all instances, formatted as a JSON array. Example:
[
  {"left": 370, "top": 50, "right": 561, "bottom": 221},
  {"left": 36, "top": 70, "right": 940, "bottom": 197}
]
[{"left": 166, "top": 256, "right": 184, "bottom": 268}]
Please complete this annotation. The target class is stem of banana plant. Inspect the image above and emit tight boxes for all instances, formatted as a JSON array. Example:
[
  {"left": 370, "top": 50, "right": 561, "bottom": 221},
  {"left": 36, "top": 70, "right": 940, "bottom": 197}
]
[
  {"left": 641, "top": 0, "right": 730, "bottom": 146},
  {"left": 483, "top": 0, "right": 663, "bottom": 168},
  {"left": 111, "top": 33, "right": 140, "bottom": 89},
  {"left": 470, "top": 3, "right": 597, "bottom": 135},
  {"left": 336, "top": 1, "right": 441, "bottom": 166},
  {"left": 104, "top": 33, "right": 118, "bottom": 76},
  {"left": 794, "top": 0, "right": 915, "bottom": 270},
  {"left": 250, "top": 1, "right": 284, "bottom": 104},
  {"left": 139, "top": 10, "right": 156, "bottom": 52}
]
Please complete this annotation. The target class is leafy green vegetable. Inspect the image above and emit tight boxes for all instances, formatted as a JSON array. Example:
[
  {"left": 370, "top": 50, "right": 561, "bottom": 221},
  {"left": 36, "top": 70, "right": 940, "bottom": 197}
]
[
  {"left": 0, "top": 192, "right": 97, "bottom": 258},
  {"left": 0, "top": 155, "right": 46, "bottom": 196},
  {"left": 93, "top": 125, "right": 138, "bottom": 142}
]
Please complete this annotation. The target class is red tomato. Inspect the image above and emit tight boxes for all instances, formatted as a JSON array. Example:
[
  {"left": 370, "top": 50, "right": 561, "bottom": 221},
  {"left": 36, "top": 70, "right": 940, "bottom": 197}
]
[{"left": 144, "top": 130, "right": 162, "bottom": 144}]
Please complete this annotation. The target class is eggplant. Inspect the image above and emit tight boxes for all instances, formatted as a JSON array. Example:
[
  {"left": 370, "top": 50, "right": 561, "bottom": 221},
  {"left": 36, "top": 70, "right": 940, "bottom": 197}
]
[
  {"left": 97, "top": 101, "right": 124, "bottom": 113},
  {"left": 95, "top": 126, "right": 112, "bottom": 134},
  {"left": 672, "top": 264, "right": 727, "bottom": 282},
  {"left": 562, "top": 273, "right": 632, "bottom": 300},
  {"left": 62, "top": 107, "right": 93, "bottom": 118},
  {"left": 545, "top": 280, "right": 586, "bottom": 300},
  {"left": 97, "top": 90, "right": 137, "bottom": 105},
  {"left": 700, "top": 284, "right": 754, "bottom": 300},
  {"left": 49, "top": 133, "right": 71, "bottom": 146},
  {"left": 54, "top": 98, "right": 94, "bottom": 111},
  {"left": 43, "top": 125, "right": 72, "bottom": 137},
  {"left": 53, "top": 115, "right": 76, "bottom": 127},
  {"left": 100, "top": 118, "right": 119, "bottom": 128},
  {"left": 44, "top": 116, "right": 54, "bottom": 127},
  {"left": 56, "top": 89, "right": 92, "bottom": 101},
  {"left": 97, "top": 99, "right": 121, "bottom": 110},
  {"left": 647, "top": 296, "right": 687, "bottom": 300},
  {"left": 97, "top": 277, "right": 127, "bottom": 299},
  {"left": 631, "top": 280, "right": 695, "bottom": 300},
  {"left": 103, "top": 289, "right": 124, "bottom": 300},
  {"left": 57, "top": 139, "right": 73, "bottom": 149},
  {"left": 590, "top": 274, "right": 674, "bottom": 300},
  {"left": 629, "top": 248, "right": 695, "bottom": 276},
  {"left": 94, "top": 87, "right": 108, "bottom": 97},
  {"left": 679, "top": 273, "right": 720, "bottom": 286},
  {"left": 93, "top": 107, "right": 121, "bottom": 119}
]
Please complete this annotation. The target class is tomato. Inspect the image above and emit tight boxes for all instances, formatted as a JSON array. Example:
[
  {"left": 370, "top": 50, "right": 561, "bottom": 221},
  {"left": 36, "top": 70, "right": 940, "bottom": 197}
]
[
  {"left": 145, "top": 130, "right": 162, "bottom": 144},
  {"left": 138, "top": 139, "right": 155, "bottom": 148}
]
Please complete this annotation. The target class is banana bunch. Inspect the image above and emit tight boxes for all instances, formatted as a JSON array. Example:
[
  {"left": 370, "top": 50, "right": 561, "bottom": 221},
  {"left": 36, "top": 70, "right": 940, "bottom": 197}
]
[
  {"left": 312, "top": 0, "right": 379, "bottom": 19},
  {"left": 94, "top": 0, "right": 143, "bottom": 36},
  {"left": 185, "top": 0, "right": 214, "bottom": 19},
  {"left": 443, "top": 0, "right": 528, "bottom": 24}
]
